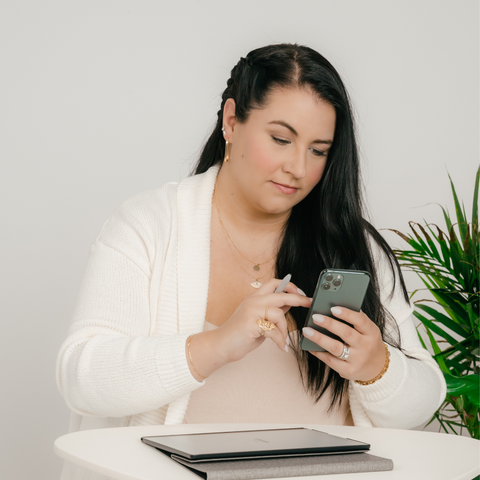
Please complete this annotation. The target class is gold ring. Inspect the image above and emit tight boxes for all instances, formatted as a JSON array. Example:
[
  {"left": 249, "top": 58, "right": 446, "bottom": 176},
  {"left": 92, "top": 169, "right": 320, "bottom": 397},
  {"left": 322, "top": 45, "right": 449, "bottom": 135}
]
[{"left": 257, "top": 317, "right": 276, "bottom": 336}]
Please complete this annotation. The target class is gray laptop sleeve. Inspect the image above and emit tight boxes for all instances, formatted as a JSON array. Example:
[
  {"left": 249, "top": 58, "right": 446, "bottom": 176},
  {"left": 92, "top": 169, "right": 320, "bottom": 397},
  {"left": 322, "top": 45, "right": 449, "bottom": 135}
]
[{"left": 171, "top": 452, "right": 394, "bottom": 479}]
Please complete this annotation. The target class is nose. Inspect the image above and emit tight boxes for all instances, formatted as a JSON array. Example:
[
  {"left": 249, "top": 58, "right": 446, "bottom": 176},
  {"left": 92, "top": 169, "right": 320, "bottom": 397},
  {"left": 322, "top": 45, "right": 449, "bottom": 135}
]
[{"left": 283, "top": 148, "right": 307, "bottom": 179}]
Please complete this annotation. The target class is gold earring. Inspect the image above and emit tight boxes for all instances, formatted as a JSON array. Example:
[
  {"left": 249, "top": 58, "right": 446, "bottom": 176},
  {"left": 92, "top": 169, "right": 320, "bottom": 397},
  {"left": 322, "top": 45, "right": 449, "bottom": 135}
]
[{"left": 224, "top": 140, "right": 229, "bottom": 163}]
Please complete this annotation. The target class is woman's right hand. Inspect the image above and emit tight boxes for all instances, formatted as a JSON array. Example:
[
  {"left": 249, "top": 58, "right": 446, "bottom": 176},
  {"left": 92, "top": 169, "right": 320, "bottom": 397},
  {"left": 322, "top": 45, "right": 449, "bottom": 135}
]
[{"left": 214, "top": 278, "right": 312, "bottom": 363}]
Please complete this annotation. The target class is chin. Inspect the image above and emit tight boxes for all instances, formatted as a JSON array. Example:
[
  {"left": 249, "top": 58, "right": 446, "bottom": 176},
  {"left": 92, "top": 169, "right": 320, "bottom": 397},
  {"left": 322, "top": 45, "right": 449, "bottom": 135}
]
[{"left": 262, "top": 199, "right": 297, "bottom": 216}]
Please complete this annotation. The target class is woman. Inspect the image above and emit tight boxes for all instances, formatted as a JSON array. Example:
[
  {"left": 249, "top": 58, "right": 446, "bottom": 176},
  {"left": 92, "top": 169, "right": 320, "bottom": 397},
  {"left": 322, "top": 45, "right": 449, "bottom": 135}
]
[{"left": 57, "top": 43, "right": 445, "bottom": 478}]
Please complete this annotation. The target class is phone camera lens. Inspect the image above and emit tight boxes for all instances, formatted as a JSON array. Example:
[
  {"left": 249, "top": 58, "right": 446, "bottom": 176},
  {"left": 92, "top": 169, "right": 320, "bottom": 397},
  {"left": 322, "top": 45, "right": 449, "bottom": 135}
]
[
  {"left": 325, "top": 274, "right": 334, "bottom": 282},
  {"left": 333, "top": 279, "right": 341, "bottom": 287},
  {"left": 322, "top": 283, "right": 331, "bottom": 290}
]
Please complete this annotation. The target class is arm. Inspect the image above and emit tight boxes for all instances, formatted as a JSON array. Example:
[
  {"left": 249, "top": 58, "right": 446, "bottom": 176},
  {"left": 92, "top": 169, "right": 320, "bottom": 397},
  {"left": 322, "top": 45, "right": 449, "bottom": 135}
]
[
  {"left": 349, "top": 313, "right": 447, "bottom": 428},
  {"left": 302, "top": 241, "right": 446, "bottom": 429},
  {"left": 349, "top": 242, "right": 447, "bottom": 428},
  {"left": 56, "top": 191, "right": 203, "bottom": 418}
]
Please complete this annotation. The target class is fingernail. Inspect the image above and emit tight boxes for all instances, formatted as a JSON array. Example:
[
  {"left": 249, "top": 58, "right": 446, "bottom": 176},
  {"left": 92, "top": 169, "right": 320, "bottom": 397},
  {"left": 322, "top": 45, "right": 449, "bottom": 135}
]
[
  {"left": 331, "top": 307, "right": 342, "bottom": 316},
  {"left": 302, "top": 327, "right": 315, "bottom": 337},
  {"left": 297, "top": 288, "right": 306, "bottom": 296},
  {"left": 286, "top": 336, "right": 290, "bottom": 346},
  {"left": 285, "top": 344, "right": 289, "bottom": 352},
  {"left": 312, "top": 314, "right": 324, "bottom": 324}
]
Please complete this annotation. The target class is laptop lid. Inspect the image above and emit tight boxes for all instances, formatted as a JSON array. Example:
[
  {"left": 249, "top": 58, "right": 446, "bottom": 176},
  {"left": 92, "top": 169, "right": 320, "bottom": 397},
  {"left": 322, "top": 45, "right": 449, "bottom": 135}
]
[{"left": 141, "top": 428, "right": 370, "bottom": 461}]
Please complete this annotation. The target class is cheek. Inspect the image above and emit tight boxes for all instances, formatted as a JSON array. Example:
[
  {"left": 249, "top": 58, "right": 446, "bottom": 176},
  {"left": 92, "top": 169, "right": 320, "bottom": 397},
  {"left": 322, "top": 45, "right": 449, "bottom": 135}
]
[
  {"left": 306, "top": 161, "right": 327, "bottom": 189},
  {"left": 243, "top": 136, "right": 278, "bottom": 173}
]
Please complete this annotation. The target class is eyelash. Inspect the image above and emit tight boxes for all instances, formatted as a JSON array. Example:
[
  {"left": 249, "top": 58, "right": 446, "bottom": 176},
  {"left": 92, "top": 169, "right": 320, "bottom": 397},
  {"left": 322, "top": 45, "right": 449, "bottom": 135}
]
[{"left": 272, "top": 136, "right": 327, "bottom": 157}]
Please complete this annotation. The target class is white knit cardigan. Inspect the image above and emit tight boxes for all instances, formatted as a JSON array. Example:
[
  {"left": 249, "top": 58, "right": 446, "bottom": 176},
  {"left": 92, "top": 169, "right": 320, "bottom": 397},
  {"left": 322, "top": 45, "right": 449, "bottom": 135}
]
[{"left": 57, "top": 165, "right": 446, "bottom": 477}]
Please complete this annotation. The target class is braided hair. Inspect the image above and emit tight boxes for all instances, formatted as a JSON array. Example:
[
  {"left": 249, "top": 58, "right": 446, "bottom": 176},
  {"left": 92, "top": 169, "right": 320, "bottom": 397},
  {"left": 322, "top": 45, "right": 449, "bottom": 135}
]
[{"left": 193, "top": 44, "right": 409, "bottom": 410}]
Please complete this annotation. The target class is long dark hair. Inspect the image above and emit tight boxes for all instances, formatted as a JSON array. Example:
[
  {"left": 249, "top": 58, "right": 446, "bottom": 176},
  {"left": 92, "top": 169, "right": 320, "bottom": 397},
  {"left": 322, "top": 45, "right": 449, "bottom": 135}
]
[{"left": 193, "top": 44, "right": 410, "bottom": 410}]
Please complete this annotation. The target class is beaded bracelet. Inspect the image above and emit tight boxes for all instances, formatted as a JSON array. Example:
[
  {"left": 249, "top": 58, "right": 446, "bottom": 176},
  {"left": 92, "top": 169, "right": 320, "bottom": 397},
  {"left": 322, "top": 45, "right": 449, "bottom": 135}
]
[
  {"left": 355, "top": 343, "right": 390, "bottom": 386},
  {"left": 187, "top": 336, "right": 207, "bottom": 380}
]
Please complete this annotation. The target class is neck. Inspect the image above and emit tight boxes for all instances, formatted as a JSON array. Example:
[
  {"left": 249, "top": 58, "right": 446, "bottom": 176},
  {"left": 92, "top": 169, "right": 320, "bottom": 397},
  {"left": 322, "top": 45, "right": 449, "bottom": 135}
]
[{"left": 214, "top": 167, "right": 289, "bottom": 254}]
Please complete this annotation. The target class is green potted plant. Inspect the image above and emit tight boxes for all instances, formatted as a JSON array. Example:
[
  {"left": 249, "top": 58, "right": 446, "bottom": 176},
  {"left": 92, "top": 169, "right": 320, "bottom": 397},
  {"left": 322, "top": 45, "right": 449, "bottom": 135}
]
[{"left": 390, "top": 165, "right": 479, "bottom": 439}]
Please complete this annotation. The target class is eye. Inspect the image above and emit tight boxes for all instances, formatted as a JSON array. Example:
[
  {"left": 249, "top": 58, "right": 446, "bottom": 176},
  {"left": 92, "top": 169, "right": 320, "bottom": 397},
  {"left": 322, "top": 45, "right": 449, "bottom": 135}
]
[
  {"left": 310, "top": 148, "right": 327, "bottom": 157},
  {"left": 272, "top": 136, "right": 290, "bottom": 145}
]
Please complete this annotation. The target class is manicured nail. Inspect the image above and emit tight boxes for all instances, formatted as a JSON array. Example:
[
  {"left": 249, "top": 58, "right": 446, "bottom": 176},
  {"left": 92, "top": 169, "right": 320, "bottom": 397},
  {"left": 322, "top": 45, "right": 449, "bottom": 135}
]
[
  {"left": 312, "top": 314, "right": 324, "bottom": 324},
  {"left": 303, "top": 327, "right": 315, "bottom": 337},
  {"left": 297, "top": 288, "right": 306, "bottom": 296},
  {"left": 331, "top": 307, "right": 342, "bottom": 316},
  {"left": 285, "top": 344, "right": 289, "bottom": 352},
  {"left": 286, "top": 336, "right": 290, "bottom": 346}
]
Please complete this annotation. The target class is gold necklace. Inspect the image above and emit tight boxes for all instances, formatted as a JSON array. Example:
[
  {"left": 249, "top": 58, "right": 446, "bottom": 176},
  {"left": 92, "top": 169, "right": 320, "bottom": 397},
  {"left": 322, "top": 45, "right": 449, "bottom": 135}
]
[
  {"left": 214, "top": 187, "right": 276, "bottom": 288},
  {"left": 222, "top": 227, "right": 272, "bottom": 288},
  {"left": 214, "top": 189, "right": 276, "bottom": 272}
]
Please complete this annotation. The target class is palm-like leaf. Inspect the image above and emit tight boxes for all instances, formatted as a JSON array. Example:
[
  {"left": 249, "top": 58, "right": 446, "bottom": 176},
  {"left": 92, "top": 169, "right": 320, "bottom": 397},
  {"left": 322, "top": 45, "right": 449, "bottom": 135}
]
[{"left": 390, "top": 164, "right": 480, "bottom": 439}]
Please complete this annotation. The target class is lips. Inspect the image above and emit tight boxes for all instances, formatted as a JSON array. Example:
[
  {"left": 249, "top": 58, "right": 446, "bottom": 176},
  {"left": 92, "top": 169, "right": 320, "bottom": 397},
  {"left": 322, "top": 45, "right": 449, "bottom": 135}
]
[{"left": 271, "top": 181, "right": 298, "bottom": 195}]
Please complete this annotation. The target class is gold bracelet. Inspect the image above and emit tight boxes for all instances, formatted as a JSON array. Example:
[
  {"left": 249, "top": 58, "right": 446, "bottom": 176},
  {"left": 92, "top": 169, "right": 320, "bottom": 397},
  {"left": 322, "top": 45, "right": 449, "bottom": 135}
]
[
  {"left": 187, "top": 336, "right": 206, "bottom": 380},
  {"left": 355, "top": 343, "right": 390, "bottom": 386}
]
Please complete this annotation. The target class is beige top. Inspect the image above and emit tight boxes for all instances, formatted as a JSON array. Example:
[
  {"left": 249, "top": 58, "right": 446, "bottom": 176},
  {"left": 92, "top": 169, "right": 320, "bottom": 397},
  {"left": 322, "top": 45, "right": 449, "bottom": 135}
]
[{"left": 184, "top": 321, "right": 353, "bottom": 425}]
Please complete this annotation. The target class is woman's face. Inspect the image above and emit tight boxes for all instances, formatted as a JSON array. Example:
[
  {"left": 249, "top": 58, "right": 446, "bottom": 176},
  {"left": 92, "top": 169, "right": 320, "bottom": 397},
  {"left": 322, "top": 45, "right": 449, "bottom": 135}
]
[{"left": 223, "top": 87, "right": 336, "bottom": 217}]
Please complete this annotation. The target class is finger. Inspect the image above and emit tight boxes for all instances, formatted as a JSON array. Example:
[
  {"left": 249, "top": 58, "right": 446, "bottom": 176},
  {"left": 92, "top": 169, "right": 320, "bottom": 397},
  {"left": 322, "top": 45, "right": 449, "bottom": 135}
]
[
  {"left": 329, "top": 307, "right": 373, "bottom": 335},
  {"left": 256, "top": 307, "right": 289, "bottom": 351},
  {"left": 311, "top": 314, "right": 361, "bottom": 347},
  {"left": 276, "top": 282, "right": 309, "bottom": 314},
  {"left": 282, "top": 282, "right": 308, "bottom": 297},
  {"left": 255, "top": 278, "right": 289, "bottom": 295},
  {"left": 256, "top": 278, "right": 309, "bottom": 298},
  {"left": 263, "top": 292, "right": 312, "bottom": 309},
  {"left": 310, "top": 350, "right": 351, "bottom": 379},
  {"left": 259, "top": 306, "right": 288, "bottom": 339},
  {"left": 280, "top": 305, "right": 290, "bottom": 314},
  {"left": 264, "top": 324, "right": 290, "bottom": 352},
  {"left": 302, "top": 326, "right": 346, "bottom": 358}
]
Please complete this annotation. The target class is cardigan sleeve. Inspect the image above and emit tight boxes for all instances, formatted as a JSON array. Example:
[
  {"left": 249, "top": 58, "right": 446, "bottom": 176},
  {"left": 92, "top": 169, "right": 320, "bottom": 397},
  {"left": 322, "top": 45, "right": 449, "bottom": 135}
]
[
  {"left": 348, "top": 241, "right": 447, "bottom": 429},
  {"left": 56, "top": 188, "right": 203, "bottom": 418}
]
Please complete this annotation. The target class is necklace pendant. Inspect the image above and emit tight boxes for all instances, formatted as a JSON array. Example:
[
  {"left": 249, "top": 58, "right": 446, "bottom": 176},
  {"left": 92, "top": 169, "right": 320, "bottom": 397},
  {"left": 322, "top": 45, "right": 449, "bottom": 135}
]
[
  {"left": 253, "top": 264, "right": 260, "bottom": 272},
  {"left": 251, "top": 280, "right": 262, "bottom": 288}
]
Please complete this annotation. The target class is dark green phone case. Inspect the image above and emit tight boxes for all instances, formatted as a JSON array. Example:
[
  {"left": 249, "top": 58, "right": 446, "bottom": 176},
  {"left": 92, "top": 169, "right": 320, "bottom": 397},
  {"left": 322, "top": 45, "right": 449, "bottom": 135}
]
[{"left": 300, "top": 269, "right": 370, "bottom": 352}]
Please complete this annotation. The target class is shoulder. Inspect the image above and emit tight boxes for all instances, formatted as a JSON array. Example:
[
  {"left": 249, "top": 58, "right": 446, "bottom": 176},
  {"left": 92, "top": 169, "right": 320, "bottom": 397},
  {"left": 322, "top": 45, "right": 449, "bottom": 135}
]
[
  {"left": 95, "top": 165, "right": 219, "bottom": 260},
  {"left": 109, "top": 164, "right": 220, "bottom": 229},
  {"left": 97, "top": 181, "right": 179, "bottom": 249}
]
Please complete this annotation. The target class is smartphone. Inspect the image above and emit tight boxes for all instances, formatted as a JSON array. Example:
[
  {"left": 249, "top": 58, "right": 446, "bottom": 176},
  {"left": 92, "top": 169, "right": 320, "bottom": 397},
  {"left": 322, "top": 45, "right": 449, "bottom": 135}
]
[{"left": 300, "top": 268, "right": 370, "bottom": 352}]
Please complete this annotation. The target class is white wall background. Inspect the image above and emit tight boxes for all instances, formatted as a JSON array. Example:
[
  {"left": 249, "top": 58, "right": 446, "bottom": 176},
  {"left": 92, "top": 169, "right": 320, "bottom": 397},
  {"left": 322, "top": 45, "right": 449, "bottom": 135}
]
[{"left": 0, "top": 1, "right": 478, "bottom": 478}]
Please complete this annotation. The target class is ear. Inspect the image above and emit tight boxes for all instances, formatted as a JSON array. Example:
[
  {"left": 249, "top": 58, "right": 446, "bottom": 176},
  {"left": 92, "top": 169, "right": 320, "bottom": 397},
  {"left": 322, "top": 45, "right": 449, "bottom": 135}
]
[{"left": 222, "top": 98, "right": 237, "bottom": 141}]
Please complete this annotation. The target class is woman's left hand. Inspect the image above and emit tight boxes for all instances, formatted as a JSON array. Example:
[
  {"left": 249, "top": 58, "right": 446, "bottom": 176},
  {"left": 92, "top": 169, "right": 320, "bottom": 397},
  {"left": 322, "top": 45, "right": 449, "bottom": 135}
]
[{"left": 302, "top": 307, "right": 386, "bottom": 382}]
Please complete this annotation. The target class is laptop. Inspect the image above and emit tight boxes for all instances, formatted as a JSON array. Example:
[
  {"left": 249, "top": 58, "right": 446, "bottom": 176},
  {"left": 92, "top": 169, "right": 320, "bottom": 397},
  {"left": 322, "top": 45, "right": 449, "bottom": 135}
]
[{"left": 141, "top": 427, "right": 370, "bottom": 463}]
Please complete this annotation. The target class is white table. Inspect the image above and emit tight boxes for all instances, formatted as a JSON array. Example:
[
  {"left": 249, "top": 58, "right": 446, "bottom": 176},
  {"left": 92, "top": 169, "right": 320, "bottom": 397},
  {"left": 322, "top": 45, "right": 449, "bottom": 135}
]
[{"left": 54, "top": 423, "right": 480, "bottom": 480}]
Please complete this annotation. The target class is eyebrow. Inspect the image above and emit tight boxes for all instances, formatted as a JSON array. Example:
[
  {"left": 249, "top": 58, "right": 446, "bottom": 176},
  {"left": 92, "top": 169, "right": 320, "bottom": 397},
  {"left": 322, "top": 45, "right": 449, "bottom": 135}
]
[{"left": 268, "top": 120, "right": 333, "bottom": 145}]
